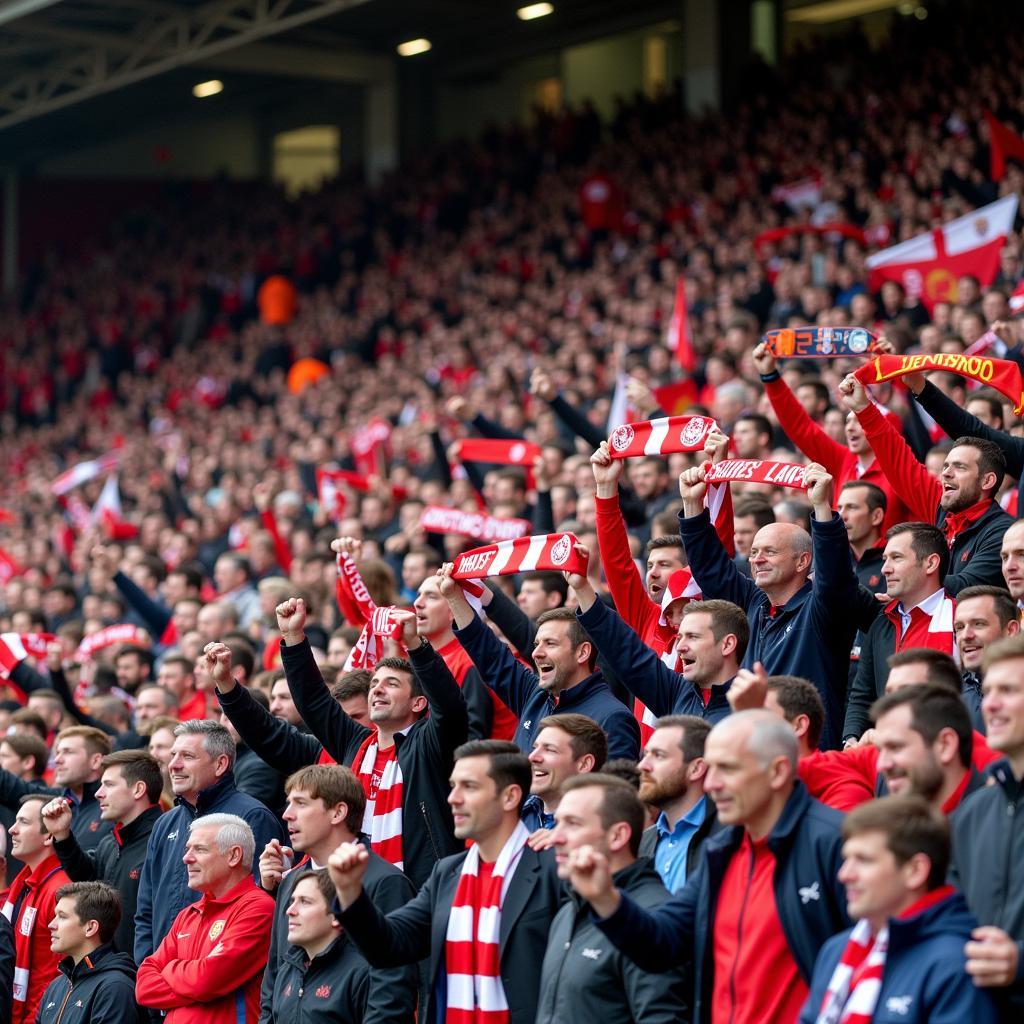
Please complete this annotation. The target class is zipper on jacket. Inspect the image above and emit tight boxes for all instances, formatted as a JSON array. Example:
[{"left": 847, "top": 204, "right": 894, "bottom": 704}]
[
  {"left": 726, "top": 845, "right": 757, "bottom": 1024},
  {"left": 53, "top": 982, "right": 74, "bottom": 1024},
  {"left": 420, "top": 801, "right": 441, "bottom": 861},
  {"left": 1000, "top": 795, "right": 1018, "bottom": 931}
]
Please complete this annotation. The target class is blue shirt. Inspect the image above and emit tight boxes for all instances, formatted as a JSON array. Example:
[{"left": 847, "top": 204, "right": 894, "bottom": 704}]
[
  {"left": 654, "top": 796, "right": 707, "bottom": 893},
  {"left": 521, "top": 795, "right": 555, "bottom": 832}
]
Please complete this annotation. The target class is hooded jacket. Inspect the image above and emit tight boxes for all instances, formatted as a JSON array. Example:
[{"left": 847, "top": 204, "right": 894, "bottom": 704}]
[
  {"left": 36, "top": 943, "right": 143, "bottom": 1024},
  {"left": 799, "top": 889, "right": 999, "bottom": 1024}
]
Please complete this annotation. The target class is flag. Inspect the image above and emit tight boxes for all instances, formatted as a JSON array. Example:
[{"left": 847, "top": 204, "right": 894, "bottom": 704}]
[
  {"left": 92, "top": 475, "right": 137, "bottom": 539},
  {"left": 1010, "top": 280, "right": 1024, "bottom": 313},
  {"left": 866, "top": 195, "right": 1019, "bottom": 311},
  {"left": 771, "top": 175, "right": 822, "bottom": 211},
  {"left": 984, "top": 110, "right": 1024, "bottom": 181},
  {"left": 351, "top": 417, "right": 391, "bottom": 477},
  {"left": 51, "top": 450, "right": 122, "bottom": 496},
  {"left": 0, "top": 547, "right": 22, "bottom": 585},
  {"left": 652, "top": 380, "right": 698, "bottom": 415},
  {"left": 666, "top": 278, "right": 696, "bottom": 372}
]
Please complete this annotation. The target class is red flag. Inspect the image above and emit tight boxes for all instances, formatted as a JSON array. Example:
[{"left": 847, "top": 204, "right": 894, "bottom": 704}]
[
  {"left": 652, "top": 380, "right": 698, "bottom": 415},
  {"left": 866, "top": 195, "right": 1018, "bottom": 311},
  {"left": 666, "top": 278, "right": 696, "bottom": 372},
  {"left": 351, "top": 417, "right": 391, "bottom": 477},
  {"left": 453, "top": 439, "right": 541, "bottom": 467},
  {"left": 0, "top": 547, "right": 23, "bottom": 585},
  {"left": 985, "top": 110, "right": 1024, "bottom": 181}
]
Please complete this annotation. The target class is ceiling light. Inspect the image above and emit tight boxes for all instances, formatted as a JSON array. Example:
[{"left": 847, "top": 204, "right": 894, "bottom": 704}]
[
  {"left": 192, "top": 79, "right": 223, "bottom": 98},
  {"left": 787, "top": 0, "right": 901, "bottom": 24},
  {"left": 396, "top": 38, "right": 431, "bottom": 57},
  {"left": 517, "top": 2, "right": 554, "bottom": 19}
]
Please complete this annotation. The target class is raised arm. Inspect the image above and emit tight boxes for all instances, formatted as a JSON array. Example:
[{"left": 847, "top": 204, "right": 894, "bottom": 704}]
[
  {"left": 439, "top": 565, "right": 541, "bottom": 718},
  {"left": 839, "top": 374, "right": 940, "bottom": 522},
  {"left": 276, "top": 598, "right": 372, "bottom": 765}
]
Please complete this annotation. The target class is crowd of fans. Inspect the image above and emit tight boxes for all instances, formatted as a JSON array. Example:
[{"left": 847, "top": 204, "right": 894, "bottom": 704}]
[{"left": 0, "top": 1, "right": 1023, "bottom": 1022}]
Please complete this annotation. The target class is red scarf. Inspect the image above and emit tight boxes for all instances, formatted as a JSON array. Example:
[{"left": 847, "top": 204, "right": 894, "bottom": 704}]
[
  {"left": 942, "top": 499, "right": 990, "bottom": 548},
  {"left": 444, "top": 821, "right": 529, "bottom": 1024},
  {"left": 452, "top": 533, "right": 587, "bottom": 581},
  {"left": 353, "top": 732, "right": 404, "bottom": 869},
  {"left": 2, "top": 855, "right": 64, "bottom": 1015},
  {"left": 607, "top": 414, "right": 717, "bottom": 458}
]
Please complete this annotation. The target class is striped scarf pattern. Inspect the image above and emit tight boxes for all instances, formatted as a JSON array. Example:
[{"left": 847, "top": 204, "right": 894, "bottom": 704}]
[
  {"left": 444, "top": 821, "right": 530, "bottom": 1024},
  {"left": 814, "top": 918, "right": 888, "bottom": 1024},
  {"left": 354, "top": 733, "right": 404, "bottom": 869}
]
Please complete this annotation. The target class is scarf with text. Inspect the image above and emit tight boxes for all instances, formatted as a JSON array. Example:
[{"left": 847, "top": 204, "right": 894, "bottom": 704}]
[
  {"left": 813, "top": 917, "right": 888, "bottom": 1024},
  {"left": 353, "top": 731, "right": 405, "bottom": 869},
  {"left": 452, "top": 532, "right": 587, "bottom": 581},
  {"left": 420, "top": 506, "right": 532, "bottom": 543},
  {"left": 607, "top": 414, "right": 717, "bottom": 459},
  {"left": 444, "top": 820, "right": 530, "bottom": 1024},
  {"left": 73, "top": 623, "right": 150, "bottom": 663},
  {"left": 704, "top": 459, "right": 809, "bottom": 490},
  {"left": 854, "top": 353, "right": 1024, "bottom": 415},
  {"left": 765, "top": 326, "right": 878, "bottom": 359}
]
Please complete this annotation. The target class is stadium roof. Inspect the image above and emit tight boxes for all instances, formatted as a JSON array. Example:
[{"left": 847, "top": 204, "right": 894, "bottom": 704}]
[{"left": 0, "top": 0, "right": 681, "bottom": 160}]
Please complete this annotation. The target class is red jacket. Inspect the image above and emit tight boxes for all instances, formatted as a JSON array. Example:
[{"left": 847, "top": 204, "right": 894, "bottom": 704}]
[
  {"left": 766, "top": 376, "right": 910, "bottom": 534},
  {"left": 4, "top": 854, "right": 69, "bottom": 1024},
  {"left": 136, "top": 876, "right": 274, "bottom": 1023}
]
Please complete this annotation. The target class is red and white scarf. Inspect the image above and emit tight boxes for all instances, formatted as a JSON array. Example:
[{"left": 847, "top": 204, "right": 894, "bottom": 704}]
[
  {"left": 420, "top": 506, "right": 532, "bottom": 543},
  {"left": 444, "top": 821, "right": 530, "bottom": 1024},
  {"left": 704, "top": 458, "right": 810, "bottom": 490},
  {"left": 73, "top": 623, "right": 149, "bottom": 663},
  {"left": 452, "top": 533, "right": 587, "bottom": 581},
  {"left": 607, "top": 414, "right": 718, "bottom": 458},
  {"left": 2, "top": 856, "right": 64, "bottom": 1010},
  {"left": 353, "top": 732, "right": 405, "bottom": 869},
  {"left": 335, "top": 551, "right": 404, "bottom": 672},
  {"left": 814, "top": 918, "right": 887, "bottom": 1024}
]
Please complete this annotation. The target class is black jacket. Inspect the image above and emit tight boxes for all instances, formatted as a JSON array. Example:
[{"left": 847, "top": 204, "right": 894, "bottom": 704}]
[
  {"left": 51, "top": 804, "right": 162, "bottom": 957},
  {"left": 336, "top": 846, "right": 565, "bottom": 1024},
  {"left": 259, "top": 847, "right": 417, "bottom": 1024},
  {"left": 950, "top": 760, "right": 1024, "bottom": 1013},
  {"left": 35, "top": 944, "right": 143, "bottom": 1024},
  {"left": 596, "top": 782, "right": 849, "bottom": 1024},
  {"left": 536, "top": 859, "right": 687, "bottom": 1024},
  {"left": 638, "top": 802, "right": 724, "bottom": 887},
  {"left": 283, "top": 637, "right": 469, "bottom": 889},
  {"left": 234, "top": 742, "right": 286, "bottom": 813},
  {"left": 0, "top": 914, "right": 11, "bottom": 1024},
  {"left": 217, "top": 682, "right": 325, "bottom": 779},
  {"left": 0, "top": 772, "right": 111, "bottom": 855},
  {"left": 262, "top": 935, "right": 374, "bottom": 1024}
]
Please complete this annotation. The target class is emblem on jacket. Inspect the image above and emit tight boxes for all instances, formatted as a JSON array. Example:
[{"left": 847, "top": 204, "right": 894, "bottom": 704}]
[
  {"left": 208, "top": 920, "right": 225, "bottom": 941},
  {"left": 316, "top": 984, "right": 332, "bottom": 998},
  {"left": 798, "top": 882, "right": 820, "bottom": 904},
  {"left": 885, "top": 995, "right": 912, "bottom": 1015},
  {"left": 581, "top": 948, "right": 603, "bottom": 960}
]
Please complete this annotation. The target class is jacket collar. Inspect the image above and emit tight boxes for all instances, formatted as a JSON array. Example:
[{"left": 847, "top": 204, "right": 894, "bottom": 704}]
[
  {"left": 197, "top": 875, "right": 258, "bottom": 911},
  {"left": 64, "top": 778, "right": 102, "bottom": 808},
  {"left": 990, "top": 758, "right": 1024, "bottom": 800},
  {"left": 711, "top": 781, "right": 812, "bottom": 858},
  {"left": 113, "top": 804, "right": 163, "bottom": 847},
  {"left": 58, "top": 942, "right": 116, "bottom": 981},
  {"left": 555, "top": 671, "right": 606, "bottom": 708},
  {"left": 283, "top": 932, "right": 349, "bottom": 970},
  {"left": 176, "top": 772, "right": 238, "bottom": 815},
  {"left": 765, "top": 580, "right": 813, "bottom": 618}
]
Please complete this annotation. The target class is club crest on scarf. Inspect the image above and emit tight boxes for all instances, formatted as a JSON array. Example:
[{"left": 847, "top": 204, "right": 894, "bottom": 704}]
[
  {"left": 609, "top": 424, "right": 634, "bottom": 452},
  {"left": 680, "top": 416, "right": 710, "bottom": 448}
]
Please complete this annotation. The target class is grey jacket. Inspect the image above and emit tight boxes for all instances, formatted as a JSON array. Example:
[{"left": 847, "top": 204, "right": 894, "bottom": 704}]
[{"left": 535, "top": 859, "right": 688, "bottom": 1024}]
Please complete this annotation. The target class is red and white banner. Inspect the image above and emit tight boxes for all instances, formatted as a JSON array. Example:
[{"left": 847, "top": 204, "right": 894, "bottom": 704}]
[
  {"left": 704, "top": 459, "right": 809, "bottom": 490},
  {"left": 607, "top": 415, "right": 718, "bottom": 459},
  {"left": 666, "top": 277, "right": 697, "bottom": 372},
  {"left": 854, "top": 353, "right": 1024, "bottom": 416},
  {"left": 0, "top": 633, "right": 55, "bottom": 675},
  {"left": 452, "top": 532, "right": 587, "bottom": 580},
  {"left": 452, "top": 439, "right": 541, "bottom": 466},
  {"left": 771, "top": 175, "right": 822, "bottom": 211},
  {"left": 866, "top": 195, "right": 1019, "bottom": 311},
  {"left": 51, "top": 450, "right": 122, "bottom": 496},
  {"left": 419, "top": 506, "right": 531, "bottom": 543},
  {"left": 345, "top": 605, "right": 403, "bottom": 672},
  {"left": 74, "top": 623, "right": 150, "bottom": 662}
]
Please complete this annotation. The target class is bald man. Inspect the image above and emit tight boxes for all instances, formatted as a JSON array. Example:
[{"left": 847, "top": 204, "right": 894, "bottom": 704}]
[
  {"left": 677, "top": 461, "right": 860, "bottom": 749},
  {"left": 566, "top": 710, "right": 850, "bottom": 1024}
]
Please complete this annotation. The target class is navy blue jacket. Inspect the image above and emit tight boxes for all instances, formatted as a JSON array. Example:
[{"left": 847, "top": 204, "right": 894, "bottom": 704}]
[
  {"left": 799, "top": 890, "right": 998, "bottom": 1024},
  {"left": 596, "top": 782, "right": 849, "bottom": 1024},
  {"left": 133, "top": 771, "right": 286, "bottom": 963},
  {"left": 453, "top": 613, "right": 640, "bottom": 760},
  {"left": 576, "top": 599, "right": 733, "bottom": 723},
  {"left": 36, "top": 944, "right": 143, "bottom": 1024},
  {"left": 678, "top": 509, "right": 859, "bottom": 750}
]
